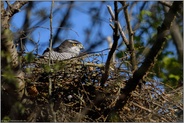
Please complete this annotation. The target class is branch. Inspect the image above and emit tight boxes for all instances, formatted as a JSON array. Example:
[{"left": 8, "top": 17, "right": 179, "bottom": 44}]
[
  {"left": 48, "top": 0, "right": 56, "bottom": 122},
  {"left": 106, "top": 36, "right": 116, "bottom": 62},
  {"left": 163, "top": 2, "right": 183, "bottom": 64},
  {"left": 48, "top": 0, "right": 54, "bottom": 91},
  {"left": 159, "top": 1, "right": 172, "bottom": 8},
  {"left": 1, "top": 1, "right": 28, "bottom": 119},
  {"left": 1, "top": 1, "right": 28, "bottom": 98},
  {"left": 113, "top": 1, "right": 183, "bottom": 112},
  {"left": 2, "top": 1, "right": 28, "bottom": 29},
  {"left": 100, "top": 1, "right": 119, "bottom": 87},
  {"left": 120, "top": 1, "right": 137, "bottom": 71},
  {"left": 16, "top": 2, "right": 33, "bottom": 54},
  {"left": 107, "top": 5, "right": 130, "bottom": 49}
]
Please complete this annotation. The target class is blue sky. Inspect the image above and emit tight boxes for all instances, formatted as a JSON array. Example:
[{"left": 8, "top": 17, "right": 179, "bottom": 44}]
[
  {"left": 10, "top": 2, "right": 112, "bottom": 54},
  {"left": 9, "top": 1, "right": 177, "bottom": 60}
]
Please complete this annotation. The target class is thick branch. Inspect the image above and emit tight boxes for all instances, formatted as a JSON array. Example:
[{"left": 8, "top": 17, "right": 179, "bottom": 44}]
[
  {"left": 2, "top": 1, "right": 28, "bottom": 29},
  {"left": 163, "top": 2, "right": 183, "bottom": 64},
  {"left": 113, "top": 1, "right": 182, "bottom": 112},
  {"left": 159, "top": 1, "right": 172, "bottom": 8},
  {"left": 1, "top": 1, "right": 28, "bottom": 119},
  {"left": 100, "top": 1, "right": 119, "bottom": 87}
]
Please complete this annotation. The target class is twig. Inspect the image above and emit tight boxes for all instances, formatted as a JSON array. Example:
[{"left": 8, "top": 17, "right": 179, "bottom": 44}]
[
  {"left": 100, "top": 2, "right": 119, "bottom": 87},
  {"left": 107, "top": 5, "right": 129, "bottom": 49},
  {"left": 117, "top": 21, "right": 130, "bottom": 48},
  {"left": 48, "top": 0, "right": 54, "bottom": 97},
  {"left": 131, "top": 102, "right": 152, "bottom": 113},
  {"left": 49, "top": 2, "right": 53, "bottom": 66},
  {"left": 120, "top": 1, "right": 137, "bottom": 71},
  {"left": 159, "top": 1, "right": 172, "bottom": 8},
  {"left": 107, "top": 5, "right": 115, "bottom": 19},
  {"left": 48, "top": 0, "right": 56, "bottom": 122}
]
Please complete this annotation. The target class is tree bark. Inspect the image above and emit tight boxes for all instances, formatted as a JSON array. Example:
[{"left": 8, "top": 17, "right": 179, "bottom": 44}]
[{"left": 1, "top": 1, "right": 28, "bottom": 119}]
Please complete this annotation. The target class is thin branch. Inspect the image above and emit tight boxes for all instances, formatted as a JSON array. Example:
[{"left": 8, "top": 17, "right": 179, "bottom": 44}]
[
  {"left": 131, "top": 102, "right": 152, "bottom": 113},
  {"left": 106, "top": 36, "right": 116, "bottom": 62},
  {"left": 120, "top": 1, "right": 137, "bottom": 71},
  {"left": 117, "top": 22, "right": 130, "bottom": 47},
  {"left": 100, "top": 1, "right": 119, "bottom": 87},
  {"left": 16, "top": 2, "right": 33, "bottom": 55},
  {"left": 48, "top": 0, "right": 54, "bottom": 95},
  {"left": 107, "top": 5, "right": 129, "bottom": 49},
  {"left": 48, "top": 0, "right": 56, "bottom": 122},
  {"left": 107, "top": 5, "right": 115, "bottom": 19},
  {"left": 49, "top": 2, "right": 54, "bottom": 65}
]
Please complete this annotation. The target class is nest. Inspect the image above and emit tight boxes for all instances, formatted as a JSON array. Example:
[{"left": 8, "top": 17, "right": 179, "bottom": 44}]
[{"left": 21, "top": 52, "right": 183, "bottom": 122}]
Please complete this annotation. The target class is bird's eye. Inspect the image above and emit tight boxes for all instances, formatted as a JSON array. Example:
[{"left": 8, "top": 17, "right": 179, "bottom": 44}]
[{"left": 72, "top": 43, "right": 77, "bottom": 46}]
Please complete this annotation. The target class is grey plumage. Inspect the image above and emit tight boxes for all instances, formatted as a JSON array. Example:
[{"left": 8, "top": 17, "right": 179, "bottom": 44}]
[{"left": 43, "top": 39, "right": 84, "bottom": 60}]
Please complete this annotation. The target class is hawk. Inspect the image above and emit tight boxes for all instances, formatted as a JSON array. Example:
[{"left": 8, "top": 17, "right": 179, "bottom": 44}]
[{"left": 43, "top": 39, "right": 84, "bottom": 60}]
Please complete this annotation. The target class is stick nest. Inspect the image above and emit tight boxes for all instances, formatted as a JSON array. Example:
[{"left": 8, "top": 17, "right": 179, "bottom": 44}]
[{"left": 21, "top": 53, "right": 183, "bottom": 122}]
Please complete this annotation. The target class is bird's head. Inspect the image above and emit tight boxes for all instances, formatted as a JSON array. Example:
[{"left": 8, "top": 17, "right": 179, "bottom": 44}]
[{"left": 54, "top": 39, "right": 84, "bottom": 55}]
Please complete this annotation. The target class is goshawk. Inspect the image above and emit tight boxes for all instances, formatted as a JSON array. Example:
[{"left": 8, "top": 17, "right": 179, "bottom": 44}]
[{"left": 43, "top": 39, "right": 84, "bottom": 60}]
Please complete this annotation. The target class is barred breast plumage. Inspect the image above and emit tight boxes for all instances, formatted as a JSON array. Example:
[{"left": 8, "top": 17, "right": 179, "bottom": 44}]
[{"left": 43, "top": 39, "right": 84, "bottom": 60}]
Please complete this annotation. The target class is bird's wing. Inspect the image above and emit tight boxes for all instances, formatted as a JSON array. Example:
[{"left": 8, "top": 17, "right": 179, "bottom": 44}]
[{"left": 43, "top": 51, "right": 76, "bottom": 60}]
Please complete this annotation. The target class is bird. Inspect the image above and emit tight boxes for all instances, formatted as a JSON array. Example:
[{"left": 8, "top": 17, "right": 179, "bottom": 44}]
[{"left": 42, "top": 39, "right": 84, "bottom": 60}]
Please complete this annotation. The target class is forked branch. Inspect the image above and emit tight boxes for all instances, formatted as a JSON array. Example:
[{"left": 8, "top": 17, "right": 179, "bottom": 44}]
[{"left": 100, "top": 1, "right": 119, "bottom": 87}]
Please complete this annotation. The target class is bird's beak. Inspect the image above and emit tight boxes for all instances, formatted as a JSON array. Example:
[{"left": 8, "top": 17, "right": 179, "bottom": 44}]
[{"left": 79, "top": 44, "right": 84, "bottom": 50}]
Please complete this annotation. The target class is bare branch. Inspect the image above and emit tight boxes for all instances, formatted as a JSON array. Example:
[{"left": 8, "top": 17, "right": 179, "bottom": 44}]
[
  {"left": 117, "top": 22, "right": 130, "bottom": 48},
  {"left": 106, "top": 36, "right": 115, "bottom": 62},
  {"left": 120, "top": 1, "right": 137, "bottom": 71},
  {"left": 100, "top": 2, "right": 119, "bottom": 87},
  {"left": 107, "top": 5, "right": 115, "bottom": 19},
  {"left": 48, "top": 0, "right": 56, "bottom": 122},
  {"left": 49, "top": 2, "right": 54, "bottom": 65},
  {"left": 107, "top": 5, "right": 130, "bottom": 49}
]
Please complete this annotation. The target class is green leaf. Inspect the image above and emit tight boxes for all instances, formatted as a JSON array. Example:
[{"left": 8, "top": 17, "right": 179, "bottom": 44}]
[
  {"left": 138, "top": 10, "right": 152, "bottom": 20},
  {"left": 116, "top": 51, "right": 124, "bottom": 59},
  {"left": 2, "top": 116, "right": 11, "bottom": 122},
  {"left": 25, "top": 52, "right": 35, "bottom": 63},
  {"left": 169, "top": 74, "right": 180, "bottom": 81}
]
